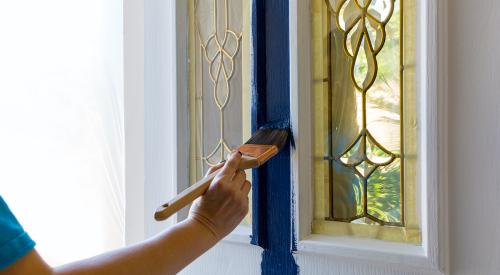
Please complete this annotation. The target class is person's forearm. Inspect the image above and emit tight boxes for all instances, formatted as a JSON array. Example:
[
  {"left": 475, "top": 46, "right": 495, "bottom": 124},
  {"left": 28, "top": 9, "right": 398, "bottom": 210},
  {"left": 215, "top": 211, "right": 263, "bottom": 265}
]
[
  {"left": 2, "top": 153, "right": 247, "bottom": 275},
  {"left": 54, "top": 218, "right": 218, "bottom": 275}
]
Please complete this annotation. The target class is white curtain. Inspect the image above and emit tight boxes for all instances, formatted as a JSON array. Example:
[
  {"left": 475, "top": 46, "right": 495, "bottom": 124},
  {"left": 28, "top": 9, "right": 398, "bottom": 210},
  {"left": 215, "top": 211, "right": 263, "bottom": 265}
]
[{"left": 0, "top": 0, "right": 124, "bottom": 266}]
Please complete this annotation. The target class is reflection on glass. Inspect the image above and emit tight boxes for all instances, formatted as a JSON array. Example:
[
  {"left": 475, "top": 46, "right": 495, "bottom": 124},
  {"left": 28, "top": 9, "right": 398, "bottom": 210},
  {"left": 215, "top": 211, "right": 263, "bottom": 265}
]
[{"left": 367, "top": 159, "right": 402, "bottom": 223}]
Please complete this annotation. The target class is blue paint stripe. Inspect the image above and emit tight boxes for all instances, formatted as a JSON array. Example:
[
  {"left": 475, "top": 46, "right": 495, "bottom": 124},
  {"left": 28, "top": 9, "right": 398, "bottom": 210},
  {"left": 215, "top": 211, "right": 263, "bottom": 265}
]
[
  {"left": 251, "top": 0, "right": 268, "bottom": 248},
  {"left": 251, "top": 0, "right": 298, "bottom": 274}
]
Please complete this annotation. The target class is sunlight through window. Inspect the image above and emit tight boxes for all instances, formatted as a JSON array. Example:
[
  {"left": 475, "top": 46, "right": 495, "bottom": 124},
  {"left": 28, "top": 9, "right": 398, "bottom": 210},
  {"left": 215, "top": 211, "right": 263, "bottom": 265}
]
[{"left": 0, "top": 0, "right": 124, "bottom": 266}]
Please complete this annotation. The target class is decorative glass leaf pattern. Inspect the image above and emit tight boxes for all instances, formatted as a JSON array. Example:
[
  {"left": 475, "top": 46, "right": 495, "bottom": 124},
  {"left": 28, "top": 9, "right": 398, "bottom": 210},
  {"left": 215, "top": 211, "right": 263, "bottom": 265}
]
[
  {"left": 190, "top": 0, "right": 252, "bottom": 225},
  {"left": 324, "top": 0, "right": 405, "bottom": 226},
  {"left": 193, "top": 0, "right": 243, "bottom": 167}
]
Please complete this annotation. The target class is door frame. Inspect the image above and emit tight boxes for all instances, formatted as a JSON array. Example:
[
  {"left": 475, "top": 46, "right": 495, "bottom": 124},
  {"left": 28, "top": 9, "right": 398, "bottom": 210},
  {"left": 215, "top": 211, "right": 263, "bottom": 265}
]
[{"left": 124, "top": 0, "right": 449, "bottom": 273}]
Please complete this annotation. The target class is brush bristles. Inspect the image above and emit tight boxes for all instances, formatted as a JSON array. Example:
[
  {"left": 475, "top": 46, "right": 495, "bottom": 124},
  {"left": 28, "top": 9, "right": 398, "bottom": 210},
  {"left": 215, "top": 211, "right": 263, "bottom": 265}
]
[{"left": 244, "top": 128, "right": 288, "bottom": 150}]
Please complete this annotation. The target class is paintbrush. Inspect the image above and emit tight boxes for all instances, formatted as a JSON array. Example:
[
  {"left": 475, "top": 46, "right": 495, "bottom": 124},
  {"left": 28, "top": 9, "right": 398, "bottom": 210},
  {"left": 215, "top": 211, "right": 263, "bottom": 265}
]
[{"left": 154, "top": 128, "right": 288, "bottom": 221}]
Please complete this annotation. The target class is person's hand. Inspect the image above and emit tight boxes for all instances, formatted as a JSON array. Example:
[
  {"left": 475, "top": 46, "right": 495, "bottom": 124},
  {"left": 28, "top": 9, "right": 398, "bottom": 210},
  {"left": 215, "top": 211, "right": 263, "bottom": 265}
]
[{"left": 188, "top": 151, "right": 251, "bottom": 240}]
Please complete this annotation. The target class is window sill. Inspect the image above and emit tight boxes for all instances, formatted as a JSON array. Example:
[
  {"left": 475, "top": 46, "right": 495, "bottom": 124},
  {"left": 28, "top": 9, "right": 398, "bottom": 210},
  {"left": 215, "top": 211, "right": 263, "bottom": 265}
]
[
  {"left": 295, "top": 234, "right": 442, "bottom": 274},
  {"left": 221, "top": 225, "right": 252, "bottom": 245}
]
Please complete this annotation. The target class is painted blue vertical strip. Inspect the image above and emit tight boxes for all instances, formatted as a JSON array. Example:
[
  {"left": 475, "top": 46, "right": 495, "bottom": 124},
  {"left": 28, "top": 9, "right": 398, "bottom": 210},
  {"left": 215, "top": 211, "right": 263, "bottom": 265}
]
[
  {"left": 251, "top": 0, "right": 298, "bottom": 274},
  {"left": 251, "top": 0, "right": 268, "bottom": 248}
]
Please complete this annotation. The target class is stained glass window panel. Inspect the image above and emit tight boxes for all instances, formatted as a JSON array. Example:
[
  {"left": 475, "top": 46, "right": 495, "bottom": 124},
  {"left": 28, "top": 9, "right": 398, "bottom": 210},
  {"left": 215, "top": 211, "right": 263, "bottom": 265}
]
[
  {"left": 312, "top": 0, "right": 420, "bottom": 243},
  {"left": 188, "top": 0, "right": 251, "bottom": 225}
]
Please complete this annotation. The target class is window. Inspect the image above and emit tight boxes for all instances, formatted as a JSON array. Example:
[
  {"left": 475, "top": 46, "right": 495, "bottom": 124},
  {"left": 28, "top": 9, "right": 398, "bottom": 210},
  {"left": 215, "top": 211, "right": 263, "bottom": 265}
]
[
  {"left": 163, "top": 0, "right": 447, "bottom": 272},
  {"left": 188, "top": 0, "right": 252, "bottom": 225},
  {"left": 311, "top": 0, "right": 420, "bottom": 243},
  {"left": 0, "top": 0, "right": 124, "bottom": 265}
]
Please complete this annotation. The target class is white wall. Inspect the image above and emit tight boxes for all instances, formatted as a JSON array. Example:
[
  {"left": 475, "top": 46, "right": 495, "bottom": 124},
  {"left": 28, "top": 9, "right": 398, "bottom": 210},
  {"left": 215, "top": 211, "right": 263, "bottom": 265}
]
[{"left": 448, "top": 0, "right": 500, "bottom": 274}]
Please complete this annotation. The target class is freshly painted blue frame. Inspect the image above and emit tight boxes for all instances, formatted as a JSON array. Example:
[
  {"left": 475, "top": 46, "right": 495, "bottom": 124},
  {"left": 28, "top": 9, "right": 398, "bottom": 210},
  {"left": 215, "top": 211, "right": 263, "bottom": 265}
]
[{"left": 251, "top": 0, "right": 298, "bottom": 274}]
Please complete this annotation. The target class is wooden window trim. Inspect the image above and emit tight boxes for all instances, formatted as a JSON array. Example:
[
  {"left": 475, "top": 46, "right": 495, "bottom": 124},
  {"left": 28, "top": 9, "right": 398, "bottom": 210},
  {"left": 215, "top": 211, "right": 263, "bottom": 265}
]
[{"left": 290, "top": 0, "right": 449, "bottom": 273}]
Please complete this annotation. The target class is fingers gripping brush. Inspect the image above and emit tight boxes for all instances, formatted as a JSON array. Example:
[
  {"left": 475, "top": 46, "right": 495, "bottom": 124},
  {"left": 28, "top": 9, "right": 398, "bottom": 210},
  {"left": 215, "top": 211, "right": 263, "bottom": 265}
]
[{"left": 154, "top": 128, "right": 289, "bottom": 221}]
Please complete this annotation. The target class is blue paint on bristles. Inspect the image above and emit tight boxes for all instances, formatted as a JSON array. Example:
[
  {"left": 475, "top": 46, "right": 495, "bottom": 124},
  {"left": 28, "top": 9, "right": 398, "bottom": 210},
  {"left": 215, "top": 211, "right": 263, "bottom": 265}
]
[{"left": 258, "top": 119, "right": 295, "bottom": 149}]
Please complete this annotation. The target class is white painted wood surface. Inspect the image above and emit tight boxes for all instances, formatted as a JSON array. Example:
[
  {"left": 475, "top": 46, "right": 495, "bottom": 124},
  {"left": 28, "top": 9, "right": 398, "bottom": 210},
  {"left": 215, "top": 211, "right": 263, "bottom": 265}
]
[
  {"left": 144, "top": 0, "right": 182, "bottom": 237},
  {"left": 124, "top": 0, "right": 146, "bottom": 244},
  {"left": 124, "top": 0, "right": 188, "bottom": 243},
  {"left": 180, "top": 242, "right": 263, "bottom": 275},
  {"left": 448, "top": 0, "right": 500, "bottom": 274}
]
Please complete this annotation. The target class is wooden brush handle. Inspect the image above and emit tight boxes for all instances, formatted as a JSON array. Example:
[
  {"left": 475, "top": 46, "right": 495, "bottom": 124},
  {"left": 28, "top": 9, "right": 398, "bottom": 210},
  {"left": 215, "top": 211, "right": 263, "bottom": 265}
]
[
  {"left": 154, "top": 171, "right": 217, "bottom": 221},
  {"left": 154, "top": 156, "right": 259, "bottom": 221}
]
